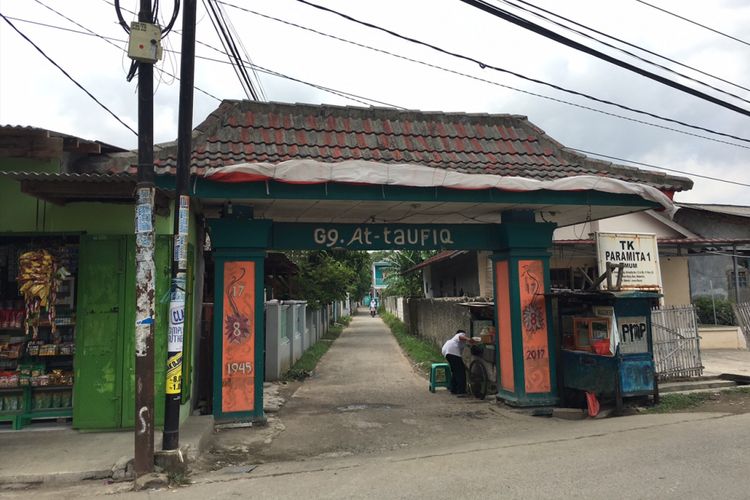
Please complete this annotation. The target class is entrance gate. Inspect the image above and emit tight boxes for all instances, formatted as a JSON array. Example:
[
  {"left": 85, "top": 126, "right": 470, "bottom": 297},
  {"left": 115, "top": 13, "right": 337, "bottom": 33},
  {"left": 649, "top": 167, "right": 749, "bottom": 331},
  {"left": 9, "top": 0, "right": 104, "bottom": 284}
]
[{"left": 208, "top": 216, "right": 560, "bottom": 422}]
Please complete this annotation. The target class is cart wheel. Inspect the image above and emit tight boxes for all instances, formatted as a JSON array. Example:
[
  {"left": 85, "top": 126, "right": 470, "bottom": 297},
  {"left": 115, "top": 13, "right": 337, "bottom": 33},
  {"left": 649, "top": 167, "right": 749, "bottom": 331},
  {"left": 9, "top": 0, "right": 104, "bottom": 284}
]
[{"left": 469, "top": 360, "right": 488, "bottom": 400}]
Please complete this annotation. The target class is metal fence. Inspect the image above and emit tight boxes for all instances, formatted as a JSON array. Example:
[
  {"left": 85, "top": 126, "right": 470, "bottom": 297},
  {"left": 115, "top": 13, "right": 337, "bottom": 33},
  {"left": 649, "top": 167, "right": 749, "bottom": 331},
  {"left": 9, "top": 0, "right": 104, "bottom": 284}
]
[
  {"left": 731, "top": 301, "right": 750, "bottom": 348},
  {"left": 651, "top": 305, "right": 703, "bottom": 379}
]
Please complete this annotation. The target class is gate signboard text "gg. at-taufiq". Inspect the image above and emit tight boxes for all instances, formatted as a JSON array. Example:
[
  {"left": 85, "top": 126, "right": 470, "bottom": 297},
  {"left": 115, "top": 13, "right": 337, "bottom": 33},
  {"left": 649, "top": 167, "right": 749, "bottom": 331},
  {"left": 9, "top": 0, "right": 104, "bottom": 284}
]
[{"left": 272, "top": 223, "right": 505, "bottom": 251}]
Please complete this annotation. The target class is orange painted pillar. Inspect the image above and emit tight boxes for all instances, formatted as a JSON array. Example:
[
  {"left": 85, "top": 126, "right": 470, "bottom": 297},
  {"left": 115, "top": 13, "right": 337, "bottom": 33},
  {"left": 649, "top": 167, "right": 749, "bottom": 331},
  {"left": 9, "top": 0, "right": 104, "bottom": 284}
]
[
  {"left": 209, "top": 218, "right": 271, "bottom": 423},
  {"left": 493, "top": 220, "right": 558, "bottom": 406}
]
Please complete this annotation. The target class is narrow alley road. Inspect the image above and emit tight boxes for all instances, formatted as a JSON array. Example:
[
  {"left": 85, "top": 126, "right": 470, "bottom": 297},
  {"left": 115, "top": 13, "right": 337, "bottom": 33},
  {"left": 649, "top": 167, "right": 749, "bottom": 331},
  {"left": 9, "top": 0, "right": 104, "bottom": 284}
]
[{"left": 207, "top": 309, "right": 534, "bottom": 464}]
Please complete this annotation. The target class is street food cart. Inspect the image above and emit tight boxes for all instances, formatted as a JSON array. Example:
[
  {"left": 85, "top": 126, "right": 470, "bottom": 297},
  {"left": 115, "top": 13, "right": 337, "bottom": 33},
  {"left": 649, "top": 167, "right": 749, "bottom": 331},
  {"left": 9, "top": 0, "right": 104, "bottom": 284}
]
[
  {"left": 459, "top": 302, "right": 497, "bottom": 399},
  {"left": 549, "top": 290, "right": 660, "bottom": 412}
]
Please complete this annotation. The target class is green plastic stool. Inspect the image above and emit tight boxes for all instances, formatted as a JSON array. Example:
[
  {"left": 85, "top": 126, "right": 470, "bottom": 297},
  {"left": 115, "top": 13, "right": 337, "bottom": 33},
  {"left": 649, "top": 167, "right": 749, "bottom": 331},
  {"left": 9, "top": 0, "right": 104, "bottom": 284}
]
[{"left": 429, "top": 363, "right": 452, "bottom": 392}]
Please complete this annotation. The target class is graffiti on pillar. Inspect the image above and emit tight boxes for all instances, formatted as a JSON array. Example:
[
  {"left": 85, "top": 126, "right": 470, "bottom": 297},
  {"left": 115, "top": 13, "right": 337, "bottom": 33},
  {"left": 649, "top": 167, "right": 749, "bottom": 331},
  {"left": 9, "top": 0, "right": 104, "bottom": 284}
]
[
  {"left": 519, "top": 260, "right": 550, "bottom": 393},
  {"left": 222, "top": 261, "right": 255, "bottom": 413},
  {"left": 495, "top": 260, "right": 514, "bottom": 392}
]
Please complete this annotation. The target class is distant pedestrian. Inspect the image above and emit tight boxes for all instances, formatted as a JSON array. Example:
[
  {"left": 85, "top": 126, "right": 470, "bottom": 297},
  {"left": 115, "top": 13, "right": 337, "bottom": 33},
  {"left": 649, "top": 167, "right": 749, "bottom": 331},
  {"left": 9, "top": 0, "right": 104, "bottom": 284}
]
[{"left": 441, "top": 329, "right": 475, "bottom": 396}]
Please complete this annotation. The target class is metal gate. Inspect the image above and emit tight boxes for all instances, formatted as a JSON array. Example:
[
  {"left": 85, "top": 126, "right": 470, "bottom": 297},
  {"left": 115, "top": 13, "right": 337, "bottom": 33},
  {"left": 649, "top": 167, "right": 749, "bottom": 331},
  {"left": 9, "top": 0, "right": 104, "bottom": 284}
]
[
  {"left": 651, "top": 305, "right": 703, "bottom": 379},
  {"left": 731, "top": 302, "right": 750, "bottom": 348}
]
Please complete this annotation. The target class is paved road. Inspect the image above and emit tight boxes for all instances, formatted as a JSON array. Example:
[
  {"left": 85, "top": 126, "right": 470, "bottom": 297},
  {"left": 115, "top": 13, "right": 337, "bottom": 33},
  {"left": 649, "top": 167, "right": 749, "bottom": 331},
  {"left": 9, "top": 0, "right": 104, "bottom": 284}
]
[
  {"left": 12, "top": 412, "right": 750, "bottom": 499},
  {"left": 205, "top": 309, "right": 536, "bottom": 464}
]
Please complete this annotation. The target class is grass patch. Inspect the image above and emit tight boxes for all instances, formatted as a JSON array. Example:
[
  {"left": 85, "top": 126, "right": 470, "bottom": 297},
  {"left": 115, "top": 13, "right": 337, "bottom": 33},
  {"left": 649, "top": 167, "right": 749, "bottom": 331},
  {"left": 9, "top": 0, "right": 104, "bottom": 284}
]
[
  {"left": 646, "top": 392, "right": 714, "bottom": 413},
  {"left": 380, "top": 311, "right": 444, "bottom": 373},
  {"left": 284, "top": 316, "right": 351, "bottom": 380}
]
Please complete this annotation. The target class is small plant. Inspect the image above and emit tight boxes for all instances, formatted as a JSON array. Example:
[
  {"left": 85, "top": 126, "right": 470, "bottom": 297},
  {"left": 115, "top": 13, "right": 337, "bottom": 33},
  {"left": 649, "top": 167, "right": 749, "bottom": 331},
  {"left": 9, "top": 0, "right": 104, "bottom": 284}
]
[
  {"left": 380, "top": 311, "right": 444, "bottom": 373},
  {"left": 646, "top": 393, "right": 713, "bottom": 413}
]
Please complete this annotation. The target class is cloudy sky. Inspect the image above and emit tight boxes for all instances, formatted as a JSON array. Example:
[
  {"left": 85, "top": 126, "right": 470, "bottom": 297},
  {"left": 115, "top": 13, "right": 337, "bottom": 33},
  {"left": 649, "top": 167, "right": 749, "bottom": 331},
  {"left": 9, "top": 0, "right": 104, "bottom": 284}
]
[{"left": 1, "top": 0, "right": 748, "bottom": 203}]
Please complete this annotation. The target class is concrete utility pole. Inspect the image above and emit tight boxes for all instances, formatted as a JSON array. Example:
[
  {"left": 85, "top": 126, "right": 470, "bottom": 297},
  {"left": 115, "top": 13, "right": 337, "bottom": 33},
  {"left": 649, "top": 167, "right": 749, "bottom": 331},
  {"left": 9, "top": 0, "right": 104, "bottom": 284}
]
[
  {"left": 163, "top": 0, "right": 197, "bottom": 452},
  {"left": 132, "top": 0, "right": 157, "bottom": 477}
]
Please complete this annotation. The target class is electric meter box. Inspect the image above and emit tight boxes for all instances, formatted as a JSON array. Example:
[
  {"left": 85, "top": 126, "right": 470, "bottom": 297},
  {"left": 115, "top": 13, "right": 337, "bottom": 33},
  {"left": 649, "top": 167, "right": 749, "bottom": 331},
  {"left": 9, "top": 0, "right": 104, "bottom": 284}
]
[{"left": 127, "top": 22, "right": 163, "bottom": 63}]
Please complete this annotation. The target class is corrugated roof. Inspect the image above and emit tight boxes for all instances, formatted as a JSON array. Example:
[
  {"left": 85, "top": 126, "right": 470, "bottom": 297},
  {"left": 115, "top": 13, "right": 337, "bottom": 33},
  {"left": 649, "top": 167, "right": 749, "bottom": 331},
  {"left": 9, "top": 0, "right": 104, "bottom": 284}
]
[
  {"left": 0, "top": 125, "right": 127, "bottom": 154},
  {"left": 555, "top": 238, "right": 750, "bottom": 246},
  {"left": 677, "top": 203, "right": 750, "bottom": 219},
  {"left": 405, "top": 250, "right": 466, "bottom": 274},
  {"left": 0, "top": 171, "right": 134, "bottom": 183},
  {"left": 88, "top": 100, "right": 693, "bottom": 192}
]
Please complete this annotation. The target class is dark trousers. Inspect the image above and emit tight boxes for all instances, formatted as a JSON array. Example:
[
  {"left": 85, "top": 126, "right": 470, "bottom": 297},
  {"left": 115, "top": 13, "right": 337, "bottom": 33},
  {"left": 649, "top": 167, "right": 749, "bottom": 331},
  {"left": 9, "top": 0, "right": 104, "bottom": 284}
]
[{"left": 445, "top": 354, "right": 466, "bottom": 394}]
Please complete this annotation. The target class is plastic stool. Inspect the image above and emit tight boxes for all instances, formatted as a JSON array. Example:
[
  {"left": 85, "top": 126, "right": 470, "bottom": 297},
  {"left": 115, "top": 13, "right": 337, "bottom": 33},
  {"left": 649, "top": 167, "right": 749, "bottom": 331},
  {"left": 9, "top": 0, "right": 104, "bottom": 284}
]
[{"left": 429, "top": 363, "right": 452, "bottom": 392}]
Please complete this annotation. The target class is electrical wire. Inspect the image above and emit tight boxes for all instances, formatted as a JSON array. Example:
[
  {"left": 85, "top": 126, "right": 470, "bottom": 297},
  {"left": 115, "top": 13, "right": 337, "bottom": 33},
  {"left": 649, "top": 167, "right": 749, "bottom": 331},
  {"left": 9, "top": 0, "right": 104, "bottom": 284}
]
[
  {"left": 8, "top": 4, "right": 748, "bottom": 189},
  {"left": 202, "top": 0, "right": 260, "bottom": 100},
  {"left": 292, "top": 0, "right": 750, "bottom": 145},
  {"left": 635, "top": 0, "right": 750, "bottom": 48},
  {"left": 213, "top": 0, "right": 266, "bottom": 100},
  {"left": 216, "top": 1, "right": 750, "bottom": 151},
  {"left": 459, "top": 0, "right": 750, "bottom": 117},
  {"left": 506, "top": 0, "right": 750, "bottom": 95},
  {"left": 7, "top": 11, "right": 395, "bottom": 108},
  {"left": 0, "top": 12, "right": 137, "bottom": 136},
  {"left": 496, "top": 0, "right": 750, "bottom": 104},
  {"left": 18, "top": 5, "right": 219, "bottom": 101},
  {"left": 572, "top": 148, "right": 750, "bottom": 189}
]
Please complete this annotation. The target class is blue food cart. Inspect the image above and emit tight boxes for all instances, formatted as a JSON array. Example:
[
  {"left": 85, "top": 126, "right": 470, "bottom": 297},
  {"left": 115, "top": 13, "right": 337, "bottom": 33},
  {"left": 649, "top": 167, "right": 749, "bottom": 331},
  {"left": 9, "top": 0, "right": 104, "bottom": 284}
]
[{"left": 550, "top": 290, "right": 660, "bottom": 412}]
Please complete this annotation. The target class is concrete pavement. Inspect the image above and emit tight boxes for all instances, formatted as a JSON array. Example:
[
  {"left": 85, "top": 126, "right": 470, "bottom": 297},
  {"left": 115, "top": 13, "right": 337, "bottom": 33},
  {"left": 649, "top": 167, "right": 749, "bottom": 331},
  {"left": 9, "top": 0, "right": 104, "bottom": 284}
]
[
  {"left": 701, "top": 349, "right": 750, "bottom": 376},
  {"left": 0, "top": 415, "right": 214, "bottom": 486},
  {"left": 202, "top": 309, "right": 541, "bottom": 468}
]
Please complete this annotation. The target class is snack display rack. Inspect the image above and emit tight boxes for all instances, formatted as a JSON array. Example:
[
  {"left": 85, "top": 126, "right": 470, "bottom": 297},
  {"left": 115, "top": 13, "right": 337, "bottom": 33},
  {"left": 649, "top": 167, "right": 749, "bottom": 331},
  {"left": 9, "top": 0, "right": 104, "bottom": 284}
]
[{"left": 0, "top": 243, "right": 77, "bottom": 429}]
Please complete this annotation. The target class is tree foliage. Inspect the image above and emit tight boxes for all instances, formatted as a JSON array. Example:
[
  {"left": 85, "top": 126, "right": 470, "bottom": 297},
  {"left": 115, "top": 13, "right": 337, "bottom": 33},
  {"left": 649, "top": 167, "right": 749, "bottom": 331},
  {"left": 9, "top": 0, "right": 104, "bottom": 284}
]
[
  {"left": 288, "top": 250, "right": 372, "bottom": 309},
  {"left": 381, "top": 250, "right": 432, "bottom": 298}
]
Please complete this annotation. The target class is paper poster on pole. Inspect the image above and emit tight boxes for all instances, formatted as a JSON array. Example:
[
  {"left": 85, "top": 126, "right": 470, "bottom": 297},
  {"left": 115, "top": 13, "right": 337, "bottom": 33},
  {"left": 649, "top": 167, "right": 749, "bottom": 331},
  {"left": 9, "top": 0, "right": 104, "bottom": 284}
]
[{"left": 595, "top": 232, "right": 662, "bottom": 291}]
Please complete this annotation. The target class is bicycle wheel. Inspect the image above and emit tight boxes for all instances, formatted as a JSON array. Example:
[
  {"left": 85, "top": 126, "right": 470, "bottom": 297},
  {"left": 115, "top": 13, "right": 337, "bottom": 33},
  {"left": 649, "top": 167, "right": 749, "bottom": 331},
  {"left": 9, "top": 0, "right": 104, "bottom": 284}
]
[{"left": 469, "top": 360, "right": 488, "bottom": 400}]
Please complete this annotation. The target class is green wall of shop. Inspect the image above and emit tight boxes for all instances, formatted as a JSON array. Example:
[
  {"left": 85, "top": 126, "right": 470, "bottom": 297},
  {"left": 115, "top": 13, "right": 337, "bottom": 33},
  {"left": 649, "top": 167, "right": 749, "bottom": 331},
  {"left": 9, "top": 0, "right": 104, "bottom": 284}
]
[
  {"left": 0, "top": 178, "right": 172, "bottom": 235},
  {"left": 1, "top": 164, "right": 200, "bottom": 430}
]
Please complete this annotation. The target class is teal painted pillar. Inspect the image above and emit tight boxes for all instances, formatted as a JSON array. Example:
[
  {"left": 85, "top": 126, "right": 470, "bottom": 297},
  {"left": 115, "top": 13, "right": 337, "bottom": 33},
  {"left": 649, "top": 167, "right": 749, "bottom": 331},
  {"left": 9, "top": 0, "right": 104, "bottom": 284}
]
[
  {"left": 492, "top": 220, "right": 558, "bottom": 407},
  {"left": 208, "top": 218, "right": 271, "bottom": 423}
]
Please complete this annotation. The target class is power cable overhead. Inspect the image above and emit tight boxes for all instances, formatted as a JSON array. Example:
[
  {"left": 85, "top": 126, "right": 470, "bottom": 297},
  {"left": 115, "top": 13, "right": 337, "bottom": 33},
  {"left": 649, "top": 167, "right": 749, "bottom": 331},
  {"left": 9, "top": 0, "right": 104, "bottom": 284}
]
[
  {"left": 217, "top": 0, "right": 749, "bottom": 151},
  {"left": 28, "top": 0, "right": 220, "bottom": 101},
  {"left": 572, "top": 149, "right": 750, "bottom": 189},
  {"left": 0, "top": 12, "right": 137, "bottom": 136},
  {"left": 293, "top": 0, "right": 750, "bottom": 144},
  {"left": 506, "top": 0, "right": 750, "bottom": 95},
  {"left": 10, "top": 3, "right": 746, "bottom": 189},
  {"left": 459, "top": 0, "right": 750, "bottom": 117},
  {"left": 202, "top": 0, "right": 261, "bottom": 100},
  {"left": 497, "top": 0, "right": 750, "bottom": 104},
  {"left": 8, "top": 8, "right": 397, "bottom": 109},
  {"left": 635, "top": 0, "right": 750, "bottom": 48},
  {"left": 102, "top": 0, "right": 400, "bottom": 107},
  {"left": 213, "top": 0, "right": 267, "bottom": 100}
]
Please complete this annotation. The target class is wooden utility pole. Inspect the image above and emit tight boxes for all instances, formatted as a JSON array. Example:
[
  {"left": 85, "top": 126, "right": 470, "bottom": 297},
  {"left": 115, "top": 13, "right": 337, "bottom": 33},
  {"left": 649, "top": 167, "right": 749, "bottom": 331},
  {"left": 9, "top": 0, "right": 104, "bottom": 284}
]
[{"left": 133, "top": 0, "right": 157, "bottom": 476}]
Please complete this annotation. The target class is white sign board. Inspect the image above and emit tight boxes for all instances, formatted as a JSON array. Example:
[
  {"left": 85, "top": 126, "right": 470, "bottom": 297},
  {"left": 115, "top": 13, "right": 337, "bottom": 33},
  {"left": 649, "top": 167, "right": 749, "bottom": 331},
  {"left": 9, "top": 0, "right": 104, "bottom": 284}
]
[{"left": 596, "top": 232, "right": 662, "bottom": 291}]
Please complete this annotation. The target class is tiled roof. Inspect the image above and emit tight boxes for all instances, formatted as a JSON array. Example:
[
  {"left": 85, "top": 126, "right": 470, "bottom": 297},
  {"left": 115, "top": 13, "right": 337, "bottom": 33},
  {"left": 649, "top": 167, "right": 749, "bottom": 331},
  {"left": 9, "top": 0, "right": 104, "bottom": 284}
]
[{"left": 91, "top": 100, "right": 692, "bottom": 192}]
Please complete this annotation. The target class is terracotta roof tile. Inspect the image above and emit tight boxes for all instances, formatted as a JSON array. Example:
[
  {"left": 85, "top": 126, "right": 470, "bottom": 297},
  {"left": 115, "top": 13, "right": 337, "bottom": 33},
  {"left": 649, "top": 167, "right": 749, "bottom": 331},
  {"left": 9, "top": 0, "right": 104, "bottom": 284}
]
[{"left": 88, "top": 100, "right": 693, "bottom": 191}]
